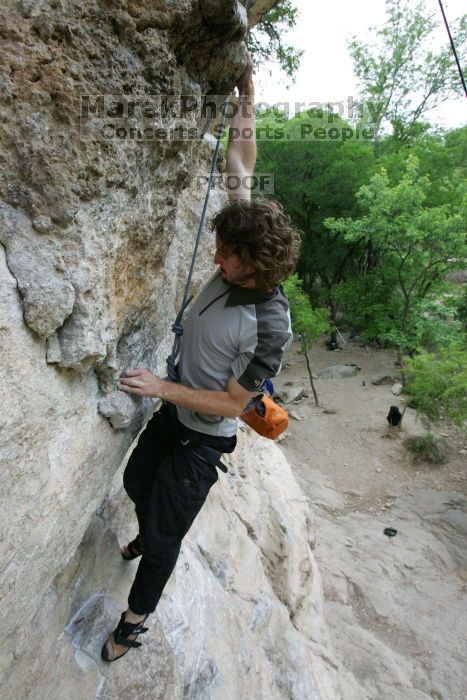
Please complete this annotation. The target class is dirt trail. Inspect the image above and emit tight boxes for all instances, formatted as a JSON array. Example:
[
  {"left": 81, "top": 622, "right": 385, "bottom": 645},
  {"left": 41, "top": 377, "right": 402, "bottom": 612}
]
[
  {"left": 276, "top": 338, "right": 466, "bottom": 515},
  {"left": 275, "top": 337, "right": 467, "bottom": 700}
]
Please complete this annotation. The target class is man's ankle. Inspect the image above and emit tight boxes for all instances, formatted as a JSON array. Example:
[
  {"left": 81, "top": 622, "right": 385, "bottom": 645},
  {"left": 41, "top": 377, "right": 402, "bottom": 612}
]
[{"left": 124, "top": 608, "right": 146, "bottom": 624}]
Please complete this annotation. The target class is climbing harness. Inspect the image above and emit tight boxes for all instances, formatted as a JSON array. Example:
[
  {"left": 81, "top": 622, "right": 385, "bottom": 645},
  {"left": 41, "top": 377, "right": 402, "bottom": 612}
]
[{"left": 166, "top": 98, "right": 230, "bottom": 381}]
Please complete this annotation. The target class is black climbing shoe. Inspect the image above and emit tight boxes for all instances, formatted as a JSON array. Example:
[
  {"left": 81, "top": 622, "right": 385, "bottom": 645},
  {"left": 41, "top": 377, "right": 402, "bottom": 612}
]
[
  {"left": 101, "top": 612, "right": 149, "bottom": 662},
  {"left": 120, "top": 534, "right": 144, "bottom": 561}
]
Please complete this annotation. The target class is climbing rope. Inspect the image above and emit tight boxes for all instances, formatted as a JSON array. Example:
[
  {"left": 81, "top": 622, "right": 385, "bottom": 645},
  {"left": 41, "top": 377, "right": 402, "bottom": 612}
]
[
  {"left": 166, "top": 1, "right": 254, "bottom": 381},
  {"left": 437, "top": 0, "right": 467, "bottom": 98},
  {"left": 166, "top": 98, "right": 230, "bottom": 381}
]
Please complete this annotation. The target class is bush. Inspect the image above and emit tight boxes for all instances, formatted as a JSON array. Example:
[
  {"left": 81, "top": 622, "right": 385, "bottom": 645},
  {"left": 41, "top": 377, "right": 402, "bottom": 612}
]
[
  {"left": 403, "top": 432, "right": 449, "bottom": 465},
  {"left": 283, "top": 275, "right": 331, "bottom": 342},
  {"left": 403, "top": 342, "right": 467, "bottom": 427}
]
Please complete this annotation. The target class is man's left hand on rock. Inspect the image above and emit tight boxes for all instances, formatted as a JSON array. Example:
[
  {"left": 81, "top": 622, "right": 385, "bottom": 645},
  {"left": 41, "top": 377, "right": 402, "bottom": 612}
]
[{"left": 118, "top": 368, "right": 164, "bottom": 398}]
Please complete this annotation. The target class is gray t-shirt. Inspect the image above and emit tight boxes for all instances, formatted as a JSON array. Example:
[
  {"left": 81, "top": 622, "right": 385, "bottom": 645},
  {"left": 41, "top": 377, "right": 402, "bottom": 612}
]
[{"left": 176, "top": 271, "right": 292, "bottom": 437}]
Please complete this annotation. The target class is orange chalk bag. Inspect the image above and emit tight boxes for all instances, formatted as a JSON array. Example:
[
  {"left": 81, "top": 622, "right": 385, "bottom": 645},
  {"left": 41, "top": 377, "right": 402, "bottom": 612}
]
[{"left": 241, "top": 393, "right": 288, "bottom": 440}]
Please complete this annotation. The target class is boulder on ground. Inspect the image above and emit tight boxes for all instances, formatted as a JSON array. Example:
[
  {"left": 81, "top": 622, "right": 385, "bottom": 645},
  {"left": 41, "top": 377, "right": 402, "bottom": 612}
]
[
  {"left": 276, "top": 385, "right": 305, "bottom": 404},
  {"left": 371, "top": 372, "right": 400, "bottom": 385},
  {"left": 318, "top": 365, "right": 361, "bottom": 379}
]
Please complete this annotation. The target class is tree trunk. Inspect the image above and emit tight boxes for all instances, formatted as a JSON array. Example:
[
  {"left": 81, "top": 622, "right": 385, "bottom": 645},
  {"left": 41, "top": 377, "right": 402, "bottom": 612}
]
[
  {"left": 320, "top": 273, "right": 337, "bottom": 346},
  {"left": 399, "top": 406, "right": 407, "bottom": 428},
  {"left": 397, "top": 346, "right": 406, "bottom": 388},
  {"left": 364, "top": 240, "right": 379, "bottom": 273},
  {"left": 302, "top": 337, "right": 319, "bottom": 407}
]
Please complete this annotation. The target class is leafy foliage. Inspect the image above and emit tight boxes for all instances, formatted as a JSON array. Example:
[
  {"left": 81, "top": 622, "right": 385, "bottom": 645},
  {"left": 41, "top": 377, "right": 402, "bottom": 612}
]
[
  {"left": 348, "top": 0, "right": 467, "bottom": 143},
  {"left": 248, "top": 0, "right": 303, "bottom": 81},
  {"left": 403, "top": 432, "right": 450, "bottom": 464},
  {"left": 255, "top": 108, "right": 376, "bottom": 323},
  {"left": 376, "top": 126, "right": 467, "bottom": 208},
  {"left": 325, "top": 156, "right": 467, "bottom": 354},
  {"left": 283, "top": 274, "right": 331, "bottom": 344},
  {"left": 403, "top": 342, "right": 467, "bottom": 426}
]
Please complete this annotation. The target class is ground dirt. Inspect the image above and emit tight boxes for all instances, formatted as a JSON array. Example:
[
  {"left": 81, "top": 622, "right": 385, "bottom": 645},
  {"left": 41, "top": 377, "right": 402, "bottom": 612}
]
[
  {"left": 276, "top": 338, "right": 467, "bottom": 516},
  {"left": 275, "top": 336, "right": 467, "bottom": 700}
]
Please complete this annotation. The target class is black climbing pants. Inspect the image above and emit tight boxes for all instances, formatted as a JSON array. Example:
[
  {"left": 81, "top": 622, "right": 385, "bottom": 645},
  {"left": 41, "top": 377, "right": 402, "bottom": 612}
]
[{"left": 123, "top": 401, "right": 236, "bottom": 615}]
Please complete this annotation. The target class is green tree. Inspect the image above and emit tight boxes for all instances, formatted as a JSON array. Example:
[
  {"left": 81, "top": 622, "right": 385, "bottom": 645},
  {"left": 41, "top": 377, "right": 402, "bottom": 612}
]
[
  {"left": 325, "top": 156, "right": 467, "bottom": 379},
  {"left": 249, "top": 0, "right": 303, "bottom": 81},
  {"left": 255, "top": 108, "right": 376, "bottom": 339},
  {"left": 348, "top": 0, "right": 467, "bottom": 144},
  {"left": 377, "top": 125, "right": 467, "bottom": 208},
  {"left": 283, "top": 274, "right": 331, "bottom": 406},
  {"left": 359, "top": 125, "right": 467, "bottom": 286}
]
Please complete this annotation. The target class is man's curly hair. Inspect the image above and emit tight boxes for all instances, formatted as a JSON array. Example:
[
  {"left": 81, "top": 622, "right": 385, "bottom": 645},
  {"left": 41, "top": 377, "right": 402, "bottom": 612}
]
[{"left": 211, "top": 198, "right": 301, "bottom": 290}]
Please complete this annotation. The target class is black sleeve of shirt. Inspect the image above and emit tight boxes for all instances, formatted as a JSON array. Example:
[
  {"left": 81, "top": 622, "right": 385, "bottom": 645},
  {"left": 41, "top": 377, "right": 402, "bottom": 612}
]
[{"left": 232, "top": 295, "right": 292, "bottom": 392}]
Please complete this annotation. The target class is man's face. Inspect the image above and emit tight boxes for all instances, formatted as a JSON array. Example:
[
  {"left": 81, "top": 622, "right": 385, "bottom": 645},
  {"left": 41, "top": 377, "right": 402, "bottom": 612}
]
[{"left": 214, "top": 237, "right": 256, "bottom": 287}]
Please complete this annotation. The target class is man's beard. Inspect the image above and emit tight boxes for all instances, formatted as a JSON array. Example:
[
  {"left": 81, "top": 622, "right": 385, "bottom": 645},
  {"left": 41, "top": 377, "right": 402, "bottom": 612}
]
[{"left": 222, "top": 269, "right": 257, "bottom": 287}]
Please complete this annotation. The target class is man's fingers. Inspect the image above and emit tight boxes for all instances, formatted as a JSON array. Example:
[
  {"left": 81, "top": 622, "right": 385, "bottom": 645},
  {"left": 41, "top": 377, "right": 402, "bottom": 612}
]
[
  {"left": 118, "top": 382, "right": 142, "bottom": 394},
  {"left": 120, "top": 377, "right": 142, "bottom": 386},
  {"left": 121, "top": 367, "right": 145, "bottom": 377}
]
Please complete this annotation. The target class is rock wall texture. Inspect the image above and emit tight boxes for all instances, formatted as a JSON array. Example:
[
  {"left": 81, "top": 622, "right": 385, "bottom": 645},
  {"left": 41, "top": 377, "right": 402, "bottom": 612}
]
[{"left": 0, "top": 1, "right": 341, "bottom": 697}]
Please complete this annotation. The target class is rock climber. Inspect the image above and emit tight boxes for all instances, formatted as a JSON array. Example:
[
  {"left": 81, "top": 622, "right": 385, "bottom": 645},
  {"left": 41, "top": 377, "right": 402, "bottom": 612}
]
[{"left": 101, "top": 51, "right": 301, "bottom": 662}]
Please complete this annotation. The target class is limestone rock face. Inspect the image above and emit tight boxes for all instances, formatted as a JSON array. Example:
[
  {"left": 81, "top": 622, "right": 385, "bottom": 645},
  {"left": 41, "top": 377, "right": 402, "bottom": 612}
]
[{"left": 0, "top": 0, "right": 267, "bottom": 392}]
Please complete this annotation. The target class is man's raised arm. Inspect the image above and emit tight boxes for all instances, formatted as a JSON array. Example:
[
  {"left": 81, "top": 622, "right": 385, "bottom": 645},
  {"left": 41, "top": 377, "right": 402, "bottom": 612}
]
[{"left": 226, "top": 51, "right": 256, "bottom": 203}]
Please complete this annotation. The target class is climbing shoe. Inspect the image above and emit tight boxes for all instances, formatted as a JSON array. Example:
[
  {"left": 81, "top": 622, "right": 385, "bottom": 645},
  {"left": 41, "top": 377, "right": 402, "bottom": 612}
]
[
  {"left": 120, "top": 534, "right": 144, "bottom": 561},
  {"left": 101, "top": 612, "right": 149, "bottom": 662}
]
